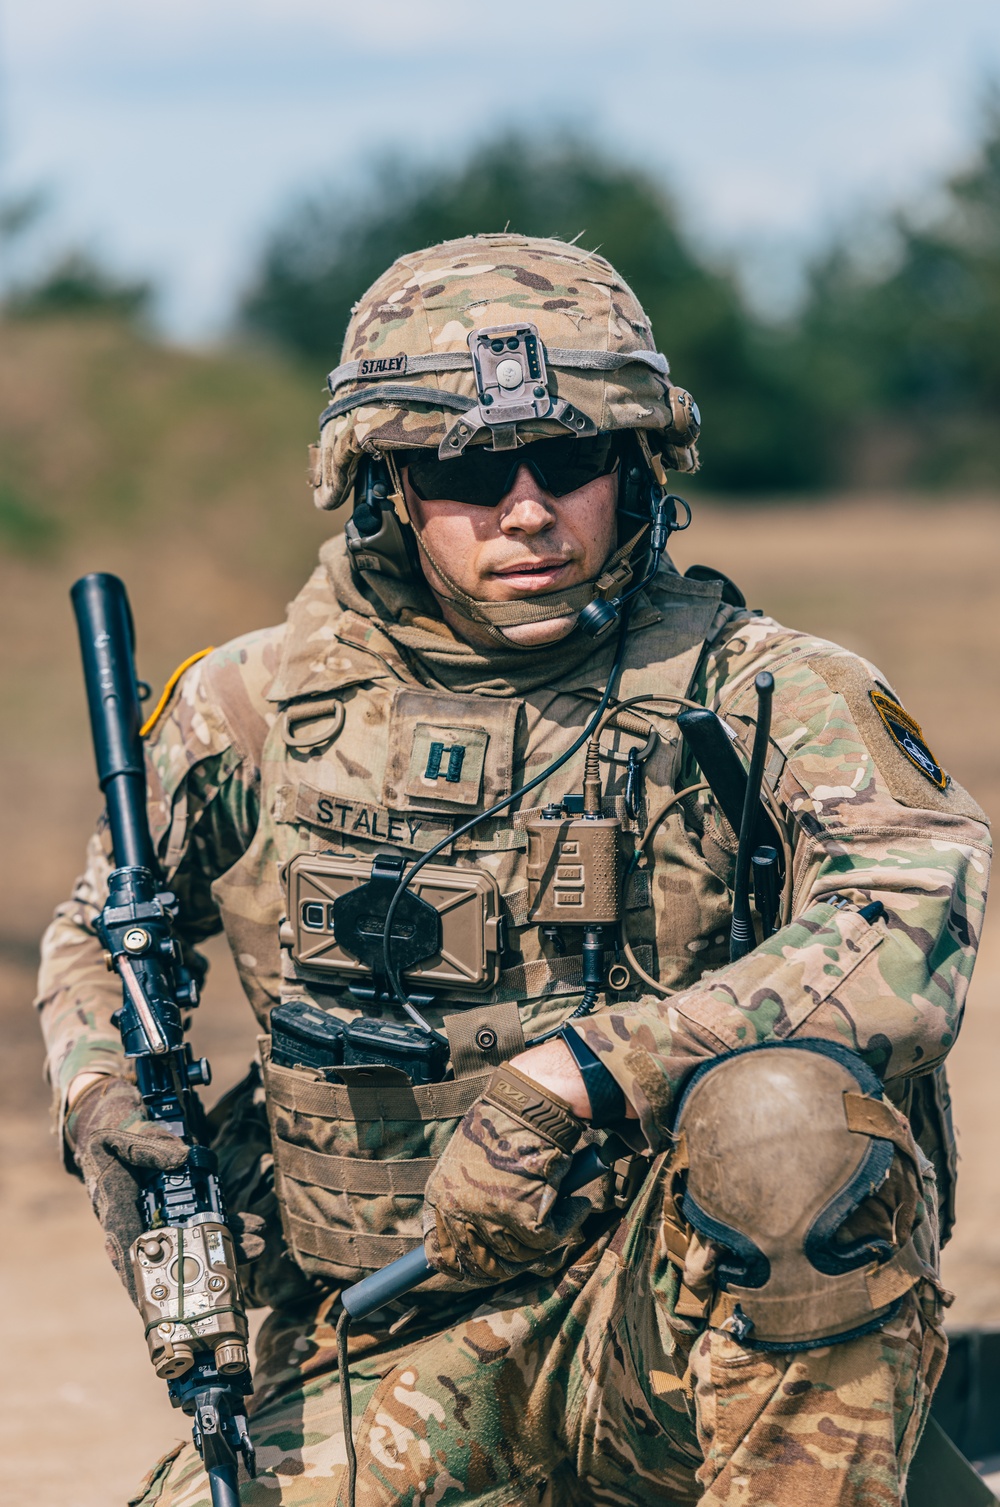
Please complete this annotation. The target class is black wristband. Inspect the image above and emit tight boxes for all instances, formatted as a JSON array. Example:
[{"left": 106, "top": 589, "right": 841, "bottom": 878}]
[{"left": 559, "top": 1027, "right": 627, "bottom": 1128}]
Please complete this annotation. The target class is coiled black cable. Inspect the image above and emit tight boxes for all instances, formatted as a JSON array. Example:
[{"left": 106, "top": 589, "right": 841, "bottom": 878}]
[{"left": 380, "top": 605, "right": 635, "bottom": 1017}]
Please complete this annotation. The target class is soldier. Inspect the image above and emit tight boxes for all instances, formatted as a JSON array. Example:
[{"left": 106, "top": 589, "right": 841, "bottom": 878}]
[{"left": 38, "top": 234, "right": 990, "bottom": 1506}]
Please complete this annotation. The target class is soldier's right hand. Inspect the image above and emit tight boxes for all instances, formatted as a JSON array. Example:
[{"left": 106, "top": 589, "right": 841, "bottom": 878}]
[
  {"left": 66, "top": 1077, "right": 191, "bottom": 1304},
  {"left": 423, "top": 1063, "right": 589, "bottom": 1284}
]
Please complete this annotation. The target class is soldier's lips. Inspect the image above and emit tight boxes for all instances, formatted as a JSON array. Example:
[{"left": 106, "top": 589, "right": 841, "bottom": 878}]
[{"left": 488, "top": 559, "right": 574, "bottom": 591}]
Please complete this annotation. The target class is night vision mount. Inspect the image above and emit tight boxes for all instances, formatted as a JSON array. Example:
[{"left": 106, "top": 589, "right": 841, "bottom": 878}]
[{"left": 439, "top": 324, "right": 598, "bottom": 456}]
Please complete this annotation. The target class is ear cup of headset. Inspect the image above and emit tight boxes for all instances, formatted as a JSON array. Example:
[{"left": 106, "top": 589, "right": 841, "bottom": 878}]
[
  {"left": 617, "top": 431, "right": 671, "bottom": 536},
  {"left": 345, "top": 458, "right": 421, "bottom": 581},
  {"left": 617, "top": 437, "right": 643, "bottom": 524}
]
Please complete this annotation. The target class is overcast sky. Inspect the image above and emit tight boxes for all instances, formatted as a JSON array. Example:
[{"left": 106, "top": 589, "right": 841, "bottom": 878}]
[{"left": 3, "top": 0, "right": 1000, "bottom": 341}]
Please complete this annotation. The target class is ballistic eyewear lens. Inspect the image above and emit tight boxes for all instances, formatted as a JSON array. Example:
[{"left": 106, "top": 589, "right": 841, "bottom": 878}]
[{"left": 402, "top": 433, "right": 619, "bottom": 508}]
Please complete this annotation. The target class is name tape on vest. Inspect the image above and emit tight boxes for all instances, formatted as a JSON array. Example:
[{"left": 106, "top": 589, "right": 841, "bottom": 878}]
[{"left": 278, "top": 783, "right": 456, "bottom": 853}]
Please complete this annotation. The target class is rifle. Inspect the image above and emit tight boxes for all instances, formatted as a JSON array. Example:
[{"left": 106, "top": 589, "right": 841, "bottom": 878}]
[{"left": 71, "top": 572, "right": 255, "bottom": 1507}]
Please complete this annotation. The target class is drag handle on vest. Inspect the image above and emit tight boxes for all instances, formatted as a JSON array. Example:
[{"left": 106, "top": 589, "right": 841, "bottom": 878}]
[
  {"left": 730, "top": 672, "right": 774, "bottom": 962},
  {"left": 70, "top": 573, "right": 257, "bottom": 1506},
  {"left": 341, "top": 1136, "right": 629, "bottom": 1321}
]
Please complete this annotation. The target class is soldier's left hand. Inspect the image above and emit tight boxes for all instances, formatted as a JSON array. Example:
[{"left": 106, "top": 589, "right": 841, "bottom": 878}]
[{"left": 423, "top": 1063, "right": 591, "bottom": 1283}]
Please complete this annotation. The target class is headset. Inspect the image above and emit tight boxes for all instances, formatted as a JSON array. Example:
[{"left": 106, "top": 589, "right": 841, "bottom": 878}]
[
  {"left": 344, "top": 430, "right": 689, "bottom": 600},
  {"left": 344, "top": 458, "right": 421, "bottom": 582}
]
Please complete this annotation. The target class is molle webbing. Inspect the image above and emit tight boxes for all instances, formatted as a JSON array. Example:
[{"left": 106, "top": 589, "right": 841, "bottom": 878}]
[
  {"left": 265, "top": 1058, "right": 491, "bottom": 1121},
  {"left": 495, "top": 945, "right": 654, "bottom": 1001},
  {"left": 444, "top": 1000, "right": 524, "bottom": 1078},
  {"left": 230, "top": 558, "right": 737, "bottom": 1295},
  {"left": 324, "top": 347, "right": 670, "bottom": 399},
  {"left": 264, "top": 1047, "right": 496, "bottom": 1284},
  {"left": 277, "top": 1142, "right": 435, "bottom": 1196},
  {"left": 287, "top": 1220, "right": 423, "bottom": 1269}
]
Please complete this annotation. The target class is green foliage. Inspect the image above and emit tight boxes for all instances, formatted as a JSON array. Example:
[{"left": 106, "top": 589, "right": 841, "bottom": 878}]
[
  {"left": 6, "top": 251, "right": 154, "bottom": 325},
  {"left": 0, "top": 316, "right": 328, "bottom": 579},
  {"left": 241, "top": 136, "right": 826, "bottom": 493},
  {"left": 0, "top": 189, "right": 48, "bottom": 244},
  {"left": 8, "top": 110, "right": 999, "bottom": 497},
  {"left": 796, "top": 97, "right": 1000, "bottom": 484},
  {"left": 0, "top": 481, "right": 58, "bottom": 554}
]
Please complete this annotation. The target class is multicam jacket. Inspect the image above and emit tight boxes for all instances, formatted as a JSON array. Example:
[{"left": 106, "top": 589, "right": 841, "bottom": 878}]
[{"left": 37, "top": 536, "right": 991, "bottom": 1299}]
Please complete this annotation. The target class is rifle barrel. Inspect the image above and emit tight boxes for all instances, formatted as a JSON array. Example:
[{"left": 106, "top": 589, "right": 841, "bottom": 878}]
[{"left": 71, "top": 572, "right": 154, "bottom": 871}]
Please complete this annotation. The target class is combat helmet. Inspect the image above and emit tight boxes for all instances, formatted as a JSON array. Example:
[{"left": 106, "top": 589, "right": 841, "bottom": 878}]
[{"left": 308, "top": 233, "right": 701, "bottom": 643}]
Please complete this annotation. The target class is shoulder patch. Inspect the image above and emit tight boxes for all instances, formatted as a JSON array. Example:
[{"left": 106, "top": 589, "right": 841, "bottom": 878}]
[
  {"left": 869, "top": 690, "right": 946, "bottom": 790},
  {"left": 807, "top": 654, "right": 988, "bottom": 823},
  {"left": 140, "top": 648, "right": 214, "bottom": 739}
]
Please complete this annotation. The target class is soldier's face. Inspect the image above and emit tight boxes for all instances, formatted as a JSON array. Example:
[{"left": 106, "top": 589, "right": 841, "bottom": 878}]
[{"left": 403, "top": 464, "right": 618, "bottom": 648}]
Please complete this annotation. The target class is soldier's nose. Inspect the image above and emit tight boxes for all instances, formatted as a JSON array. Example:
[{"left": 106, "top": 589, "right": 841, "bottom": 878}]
[{"left": 498, "top": 467, "right": 556, "bottom": 533}]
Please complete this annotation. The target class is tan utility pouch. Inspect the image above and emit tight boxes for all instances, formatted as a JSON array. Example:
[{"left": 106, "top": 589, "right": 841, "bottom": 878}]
[
  {"left": 281, "top": 850, "right": 503, "bottom": 993},
  {"left": 260, "top": 1001, "right": 525, "bottom": 1286}
]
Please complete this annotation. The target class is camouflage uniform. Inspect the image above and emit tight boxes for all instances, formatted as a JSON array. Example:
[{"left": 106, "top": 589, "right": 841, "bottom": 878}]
[
  {"left": 37, "top": 236, "right": 990, "bottom": 1504},
  {"left": 39, "top": 539, "right": 987, "bottom": 1504}
]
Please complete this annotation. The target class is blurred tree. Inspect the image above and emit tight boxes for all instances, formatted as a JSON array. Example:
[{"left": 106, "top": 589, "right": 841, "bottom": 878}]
[
  {"left": 0, "top": 188, "right": 48, "bottom": 246},
  {"left": 0, "top": 479, "right": 57, "bottom": 554},
  {"left": 796, "top": 94, "right": 1000, "bottom": 485},
  {"left": 5, "top": 250, "right": 154, "bottom": 324},
  {"left": 241, "top": 136, "right": 826, "bottom": 492}
]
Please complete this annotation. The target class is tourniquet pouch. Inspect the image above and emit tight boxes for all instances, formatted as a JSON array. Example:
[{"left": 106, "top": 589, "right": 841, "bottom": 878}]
[{"left": 261, "top": 1036, "right": 495, "bottom": 1288}]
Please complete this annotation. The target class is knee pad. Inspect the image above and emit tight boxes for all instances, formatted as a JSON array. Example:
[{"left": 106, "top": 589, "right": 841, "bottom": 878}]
[{"left": 674, "top": 1040, "right": 929, "bottom": 1350}]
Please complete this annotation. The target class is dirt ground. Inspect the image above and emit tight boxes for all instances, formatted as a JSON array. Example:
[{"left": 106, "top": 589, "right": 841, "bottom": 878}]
[{"left": 1, "top": 494, "right": 998, "bottom": 1505}]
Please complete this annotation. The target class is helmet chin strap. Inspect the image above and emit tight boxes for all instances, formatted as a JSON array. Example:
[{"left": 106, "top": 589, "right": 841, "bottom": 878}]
[
  {"left": 418, "top": 525, "right": 649, "bottom": 648},
  {"left": 382, "top": 452, "right": 648, "bottom": 651}
]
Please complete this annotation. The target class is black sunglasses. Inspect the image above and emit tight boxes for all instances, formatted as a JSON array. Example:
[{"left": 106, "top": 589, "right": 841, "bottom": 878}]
[{"left": 402, "top": 433, "right": 620, "bottom": 509}]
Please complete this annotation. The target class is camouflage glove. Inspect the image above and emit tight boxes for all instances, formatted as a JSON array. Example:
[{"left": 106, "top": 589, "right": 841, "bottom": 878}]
[
  {"left": 67, "top": 1078, "right": 266, "bottom": 1304},
  {"left": 423, "top": 1063, "right": 588, "bottom": 1284}
]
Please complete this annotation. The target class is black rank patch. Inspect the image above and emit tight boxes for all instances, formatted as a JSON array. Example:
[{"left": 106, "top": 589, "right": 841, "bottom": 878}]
[
  {"left": 425, "top": 740, "right": 466, "bottom": 784},
  {"left": 870, "top": 690, "right": 947, "bottom": 790}
]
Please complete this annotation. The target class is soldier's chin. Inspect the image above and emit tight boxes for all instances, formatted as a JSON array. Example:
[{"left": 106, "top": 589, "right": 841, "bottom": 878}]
[{"left": 500, "top": 614, "right": 578, "bottom": 646}]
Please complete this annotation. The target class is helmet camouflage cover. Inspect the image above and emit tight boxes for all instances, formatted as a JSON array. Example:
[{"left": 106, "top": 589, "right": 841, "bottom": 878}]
[{"left": 310, "top": 233, "right": 699, "bottom": 511}]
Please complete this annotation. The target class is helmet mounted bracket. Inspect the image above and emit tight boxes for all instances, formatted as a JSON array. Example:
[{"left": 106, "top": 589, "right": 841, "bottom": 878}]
[{"left": 439, "top": 324, "right": 598, "bottom": 458}]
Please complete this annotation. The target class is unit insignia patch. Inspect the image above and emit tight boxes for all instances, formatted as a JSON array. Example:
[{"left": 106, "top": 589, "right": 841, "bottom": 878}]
[{"left": 869, "top": 690, "right": 947, "bottom": 790}]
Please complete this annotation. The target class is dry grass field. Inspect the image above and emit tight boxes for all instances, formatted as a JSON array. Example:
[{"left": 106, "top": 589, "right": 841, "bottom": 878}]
[{"left": 0, "top": 320, "right": 997, "bottom": 1505}]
